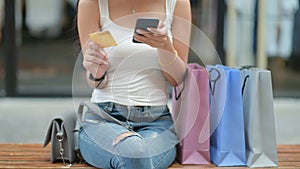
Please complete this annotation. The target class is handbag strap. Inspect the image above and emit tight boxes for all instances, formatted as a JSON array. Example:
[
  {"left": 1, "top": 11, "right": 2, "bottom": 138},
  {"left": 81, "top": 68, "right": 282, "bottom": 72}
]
[{"left": 77, "top": 100, "right": 132, "bottom": 131}]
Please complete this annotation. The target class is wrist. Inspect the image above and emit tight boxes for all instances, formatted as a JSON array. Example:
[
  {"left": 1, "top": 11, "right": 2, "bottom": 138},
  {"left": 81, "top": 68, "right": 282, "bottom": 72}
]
[
  {"left": 158, "top": 41, "right": 176, "bottom": 54},
  {"left": 89, "top": 70, "right": 106, "bottom": 79},
  {"left": 158, "top": 50, "right": 178, "bottom": 66},
  {"left": 89, "top": 71, "right": 106, "bottom": 82}
]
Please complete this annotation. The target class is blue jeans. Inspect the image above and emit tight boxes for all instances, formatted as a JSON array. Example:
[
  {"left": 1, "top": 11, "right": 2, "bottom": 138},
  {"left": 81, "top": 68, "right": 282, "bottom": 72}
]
[{"left": 79, "top": 102, "right": 178, "bottom": 169}]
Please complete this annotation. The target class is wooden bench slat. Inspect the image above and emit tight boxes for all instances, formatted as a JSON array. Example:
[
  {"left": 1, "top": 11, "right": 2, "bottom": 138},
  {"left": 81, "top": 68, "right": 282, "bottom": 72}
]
[
  {"left": 278, "top": 161, "right": 300, "bottom": 167},
  {"left": 0, "top": 144, "right": 299, "bottom": 168},
  {"left": 0, "top": 164, "right": 93, "bottom": 169},
  {"left": 277, "top": 144, "right": 300, "bottom": 148}
]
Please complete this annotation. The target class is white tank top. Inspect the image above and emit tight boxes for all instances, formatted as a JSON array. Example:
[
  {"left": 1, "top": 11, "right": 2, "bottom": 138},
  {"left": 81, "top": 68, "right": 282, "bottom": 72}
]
[{"left": 91, "top": 0, "right": 177, "bottom": 106}]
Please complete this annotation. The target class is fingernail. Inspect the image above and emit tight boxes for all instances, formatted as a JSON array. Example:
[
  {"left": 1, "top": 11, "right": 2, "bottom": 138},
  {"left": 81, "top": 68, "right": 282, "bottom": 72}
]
[
  {"left": 100, "top": 51, "right": 105, "bottom": 55},
  {"left": 89, "top": 41, "right": 94, "bottom": 46},
  {"left": 136, "top": 29, "right": 142, "bottom": 34}
]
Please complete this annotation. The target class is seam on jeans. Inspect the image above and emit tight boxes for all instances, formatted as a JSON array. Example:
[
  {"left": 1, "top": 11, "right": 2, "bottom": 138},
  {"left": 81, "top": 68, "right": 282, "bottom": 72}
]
[
  {"left": 153, "top": 148, "right": 175, "bottom": 169},
  {"left": 110, "top": 154, "right": 125, "bottom": 169}
]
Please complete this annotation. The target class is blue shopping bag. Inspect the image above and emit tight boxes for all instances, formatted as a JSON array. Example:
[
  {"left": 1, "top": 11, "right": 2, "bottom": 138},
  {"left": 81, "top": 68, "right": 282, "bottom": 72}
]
[{"left": 207, "top": 65, "right": 246, "bottom": 166}]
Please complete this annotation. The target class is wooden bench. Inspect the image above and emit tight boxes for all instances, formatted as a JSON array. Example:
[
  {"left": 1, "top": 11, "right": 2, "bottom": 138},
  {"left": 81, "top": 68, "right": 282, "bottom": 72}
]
[{"left": 1, "top": 144, "right": 299, "bottom": 168}]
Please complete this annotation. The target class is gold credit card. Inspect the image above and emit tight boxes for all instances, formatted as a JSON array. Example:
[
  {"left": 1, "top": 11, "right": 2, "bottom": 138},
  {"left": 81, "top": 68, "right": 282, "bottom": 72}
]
[{"left": 89, "top": 31, "right": 117, "bottom": 48}]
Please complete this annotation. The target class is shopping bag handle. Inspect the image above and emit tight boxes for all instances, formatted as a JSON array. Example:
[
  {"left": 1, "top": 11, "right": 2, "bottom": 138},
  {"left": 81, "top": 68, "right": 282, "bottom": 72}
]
[
  {"left": 174, "top": 68, "right": 189, "bottom": 100},
  {"left": 239, "top": 65, "right": 254, "bottom": 96},
  {"left": 239, "top": 65, "right": 256, "bottom": 70},
  {"left": 241, "top": 75, "right": 250, "bottom": 96},
  {"left": 208, "top": 68, "right": 221, "bottom": 96}
]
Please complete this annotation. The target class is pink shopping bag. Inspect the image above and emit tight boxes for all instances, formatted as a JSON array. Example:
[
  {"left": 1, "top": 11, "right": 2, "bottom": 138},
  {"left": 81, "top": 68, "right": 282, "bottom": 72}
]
[{"left": 172, "top": 63, "right": 210, "bottom": 164}]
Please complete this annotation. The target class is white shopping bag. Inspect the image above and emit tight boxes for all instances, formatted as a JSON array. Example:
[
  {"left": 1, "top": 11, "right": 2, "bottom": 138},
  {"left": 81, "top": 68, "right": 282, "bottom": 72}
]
[{"left": 241, "top": 67, "right": 278, "bottom": 168}]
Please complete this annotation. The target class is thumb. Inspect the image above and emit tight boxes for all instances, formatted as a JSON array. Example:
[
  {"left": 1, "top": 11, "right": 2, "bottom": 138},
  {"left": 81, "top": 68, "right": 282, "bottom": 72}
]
[{"left": 158, "top": 20, "right": 166, "bottom": 29}]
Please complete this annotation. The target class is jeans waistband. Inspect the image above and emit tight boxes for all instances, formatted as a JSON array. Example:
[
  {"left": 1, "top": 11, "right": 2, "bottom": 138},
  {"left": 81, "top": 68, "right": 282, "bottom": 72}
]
[{"left": 96, "top": 102, "right": 171, "bottom": 122}]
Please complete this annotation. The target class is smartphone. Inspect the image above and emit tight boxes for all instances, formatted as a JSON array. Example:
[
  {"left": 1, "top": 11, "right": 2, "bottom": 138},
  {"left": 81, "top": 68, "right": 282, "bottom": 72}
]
[{"left": 133, "top": 18, "right": 159, "bottom": 43}]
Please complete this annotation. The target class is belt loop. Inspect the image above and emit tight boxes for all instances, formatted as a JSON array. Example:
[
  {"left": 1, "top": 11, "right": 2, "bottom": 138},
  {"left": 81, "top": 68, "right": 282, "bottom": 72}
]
[
  {"left": 103, "top": 102, "right": 113, "bottom": 112},
  {"left": 144, "top": 106, "right": 150, "bottom": 112}
]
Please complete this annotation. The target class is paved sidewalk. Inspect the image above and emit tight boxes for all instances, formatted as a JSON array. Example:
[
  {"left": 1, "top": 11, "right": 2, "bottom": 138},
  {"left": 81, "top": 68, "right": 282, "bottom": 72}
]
[{"left": 0, "top": 97, "right": 299, "bottom": 144}]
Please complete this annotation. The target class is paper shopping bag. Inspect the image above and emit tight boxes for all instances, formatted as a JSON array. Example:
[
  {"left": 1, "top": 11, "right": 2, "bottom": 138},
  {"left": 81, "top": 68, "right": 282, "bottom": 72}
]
[
  {"left": 172, "top": 63, "right": 210, "bottom": 164},
  {"left": 240, "top": 67, "right": 278, "bottom": 167},
  {"left": 207, "top": 65, "right": 246, "bottom": 166}
]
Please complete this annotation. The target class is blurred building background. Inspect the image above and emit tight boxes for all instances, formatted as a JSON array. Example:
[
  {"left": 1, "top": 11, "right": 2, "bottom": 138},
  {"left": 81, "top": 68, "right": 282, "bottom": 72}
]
[
  {"left": 1, "top": 0, "right": 300, "bottom": 97},
  {"left": 0, "top": 0, "right": 77, "bottom": 97},
  {"left": 0, "top": 0, "right": 299, "bottom": 143}
]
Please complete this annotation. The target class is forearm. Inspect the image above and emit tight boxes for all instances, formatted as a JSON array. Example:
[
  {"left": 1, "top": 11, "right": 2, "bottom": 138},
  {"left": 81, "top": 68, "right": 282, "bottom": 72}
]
[{"left": 158, "top": 49, "right": 187, "bottom": 86}]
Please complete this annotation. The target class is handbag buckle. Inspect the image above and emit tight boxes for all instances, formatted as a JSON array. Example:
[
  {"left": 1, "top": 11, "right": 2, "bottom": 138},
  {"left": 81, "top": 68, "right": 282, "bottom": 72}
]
[
  {"left": 56, "top": 132, "right": 64, "bottom": 142},
  {"left": 56, "top": 131, "right": 72, "bottom": 167}
]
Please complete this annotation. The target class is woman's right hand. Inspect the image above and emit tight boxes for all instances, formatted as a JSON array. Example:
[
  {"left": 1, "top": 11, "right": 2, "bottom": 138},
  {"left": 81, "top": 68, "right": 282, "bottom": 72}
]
[{"left": 83, "top": 41, "right": 109, "bottom": 78}]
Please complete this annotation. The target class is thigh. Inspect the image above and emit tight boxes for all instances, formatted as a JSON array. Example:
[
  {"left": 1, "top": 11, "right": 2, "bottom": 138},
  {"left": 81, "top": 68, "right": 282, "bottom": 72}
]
[
  {"left": 136, "top": 122, "right": 178, "bottom": 167},
  {"left": 80, "top": 121, "right": 130, "bottom": 151},
  {"left": 152, "top": 146, "right": 177, "bottom": 169},
  {"left": 138, "top": 126, "right": 177, "bottom": 169},
  {"left": 80, "top": 121, "right": 161, "bottom": 169},
  {"left": 135, "top": 105, "right": 178, "bottom": 158}
]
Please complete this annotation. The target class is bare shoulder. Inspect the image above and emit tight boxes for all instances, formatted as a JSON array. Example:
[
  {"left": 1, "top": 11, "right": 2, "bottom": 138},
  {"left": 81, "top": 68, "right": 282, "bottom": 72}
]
[
  {"left": 77, "top": 0, "right": 101, "bottom": 45},
  {"left": 174, "top": 0, "right": 191, "bottom": 19},
  {"left": 77, "top": 0, "right": 100, "bottom": 26},
  {"left": 78, "top": 0, "right": 99, "bottom": 15},
  {"left": 175, "top": 0, "right": 191, "bottom": 6},
  {"left": 78, "top": 0, "right": 98, "bottom": 7}
]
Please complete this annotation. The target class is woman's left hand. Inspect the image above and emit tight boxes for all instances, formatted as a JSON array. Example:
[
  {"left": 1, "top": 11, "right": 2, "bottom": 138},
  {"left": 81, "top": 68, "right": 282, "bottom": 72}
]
[{"left": 133, "top": 21, "right": 175, "bottom": 52}]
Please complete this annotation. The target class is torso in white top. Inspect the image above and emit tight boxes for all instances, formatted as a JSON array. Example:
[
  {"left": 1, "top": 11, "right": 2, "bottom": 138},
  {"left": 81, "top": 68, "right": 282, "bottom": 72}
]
[{"left": 91, "top": 0, "right": 177, "bottom": 106}]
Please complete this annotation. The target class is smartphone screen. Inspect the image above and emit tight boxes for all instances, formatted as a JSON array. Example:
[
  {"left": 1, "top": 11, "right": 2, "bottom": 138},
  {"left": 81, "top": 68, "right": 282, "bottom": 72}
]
[{"left": 133, "top": 18, "right": 159, "bottom": 43}]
